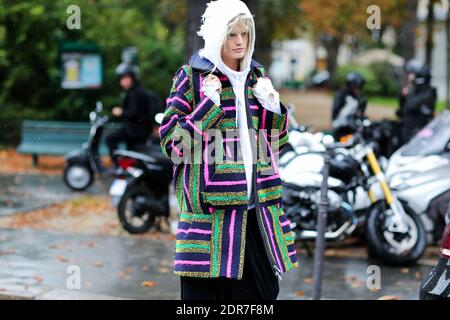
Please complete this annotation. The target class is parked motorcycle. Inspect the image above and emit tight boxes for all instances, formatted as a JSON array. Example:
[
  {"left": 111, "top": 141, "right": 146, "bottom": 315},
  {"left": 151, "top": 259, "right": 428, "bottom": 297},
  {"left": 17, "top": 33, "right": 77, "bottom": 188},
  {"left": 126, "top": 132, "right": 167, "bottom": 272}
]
[
  {"left": 386, "top": 111, "right": 450, "bottom": 243},
  {"left": 280, "top": 121, "right": 427, "bottom": 265},
  {"left": 63, "top": 101, "right": 108, "bottom": 191},
  {"left": 109, "top": 113, "right": 173, "bottom": 234}
]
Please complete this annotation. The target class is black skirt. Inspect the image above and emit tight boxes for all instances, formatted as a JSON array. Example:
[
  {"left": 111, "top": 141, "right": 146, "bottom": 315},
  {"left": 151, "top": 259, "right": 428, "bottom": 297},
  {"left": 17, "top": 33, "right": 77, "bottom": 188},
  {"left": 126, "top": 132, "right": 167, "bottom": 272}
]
[{"left": 180, "top": 207, "right": 279, "bottom": 300}]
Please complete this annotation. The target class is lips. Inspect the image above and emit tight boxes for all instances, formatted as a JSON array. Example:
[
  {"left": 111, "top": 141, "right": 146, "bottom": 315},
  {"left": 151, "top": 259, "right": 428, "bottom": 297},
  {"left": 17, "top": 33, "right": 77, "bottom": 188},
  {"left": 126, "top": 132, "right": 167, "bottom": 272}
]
[{"left": 233, "top": 48, "right": 245, "bottom": 53}]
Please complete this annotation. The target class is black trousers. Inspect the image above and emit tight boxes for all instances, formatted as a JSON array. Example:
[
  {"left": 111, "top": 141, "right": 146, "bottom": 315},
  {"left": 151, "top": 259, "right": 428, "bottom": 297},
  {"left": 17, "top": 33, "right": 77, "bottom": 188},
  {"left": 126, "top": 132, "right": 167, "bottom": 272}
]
[{"left": 180, "top": 208, "right": 279, "bottom": 300}]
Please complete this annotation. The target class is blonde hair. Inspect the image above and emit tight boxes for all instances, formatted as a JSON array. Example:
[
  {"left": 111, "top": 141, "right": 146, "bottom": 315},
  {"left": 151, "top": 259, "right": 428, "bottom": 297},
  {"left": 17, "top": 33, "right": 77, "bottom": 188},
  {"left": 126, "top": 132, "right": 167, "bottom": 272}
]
[{"left": 222, "top": 13, "right": 254, "bottom": 71}]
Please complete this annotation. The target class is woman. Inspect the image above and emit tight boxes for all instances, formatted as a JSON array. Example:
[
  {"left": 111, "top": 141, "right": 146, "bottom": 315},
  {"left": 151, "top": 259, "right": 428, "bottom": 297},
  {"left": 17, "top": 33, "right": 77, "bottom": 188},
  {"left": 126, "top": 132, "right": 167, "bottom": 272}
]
[{"left": 159, "top": 0, "right": 298, "bottom": 300}]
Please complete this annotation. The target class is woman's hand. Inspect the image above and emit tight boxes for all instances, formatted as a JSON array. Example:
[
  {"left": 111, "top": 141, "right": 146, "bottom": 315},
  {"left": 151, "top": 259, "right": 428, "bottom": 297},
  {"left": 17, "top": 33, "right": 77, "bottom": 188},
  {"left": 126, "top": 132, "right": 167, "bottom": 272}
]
[
  {"left": 253, "top": 77, "right": 280, "bottom": 112},
  {"left": 202, "top": 74, "right": 222, "bottom": 105}
]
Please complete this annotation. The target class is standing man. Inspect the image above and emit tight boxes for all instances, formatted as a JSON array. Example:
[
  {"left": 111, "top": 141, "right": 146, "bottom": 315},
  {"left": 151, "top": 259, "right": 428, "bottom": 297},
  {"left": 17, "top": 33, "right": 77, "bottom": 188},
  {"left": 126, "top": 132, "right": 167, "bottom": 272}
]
[
  {"left": 106, "top": 63, "right": 161, "bottom": 168},
  {"left": 397, "top": 61, "right": 437, "bottom": 144}
]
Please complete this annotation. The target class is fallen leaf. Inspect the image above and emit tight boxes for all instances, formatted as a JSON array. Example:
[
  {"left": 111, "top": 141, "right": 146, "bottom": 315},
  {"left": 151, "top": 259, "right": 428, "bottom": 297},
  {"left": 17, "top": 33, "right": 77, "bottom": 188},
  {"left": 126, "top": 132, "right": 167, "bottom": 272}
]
[
  {"left": 415, "top": 272, "right": 421, "bottom": 279},
  {"left": 141, "top": 265, "right": 149, "bottom": 272},
  {"left": 56, "top": 256, "right": 69, "bottom": 263},
  {"left": 142, "top": 281, "right": 159, "bottom": 288},
  {"left": 295, "top": 290, "right": 305, "bottom": 297},
  {"left": 33, "top": 275, "right": 44, "bottom": 283},
  {"left": 92, "top": 261, "right": 103, "bottom": 268},
  {"left": 304, "top": 277, "right": 313, "bottom": 285},
  {"left": 378, "top": 295, "right": 400, "bottom": 300},
  {"left": 400, "top": 268, "right": 410, "bottom": 274},
  {"left": 158, "top": 267, "right": 170, "bottom": 274}
]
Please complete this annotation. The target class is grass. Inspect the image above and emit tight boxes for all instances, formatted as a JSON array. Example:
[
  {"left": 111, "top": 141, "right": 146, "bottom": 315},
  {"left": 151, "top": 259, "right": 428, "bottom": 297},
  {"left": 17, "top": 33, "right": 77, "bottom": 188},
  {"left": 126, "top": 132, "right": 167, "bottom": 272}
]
[{"left": 370, "top": 96, "right": 449, "bottom": 112}]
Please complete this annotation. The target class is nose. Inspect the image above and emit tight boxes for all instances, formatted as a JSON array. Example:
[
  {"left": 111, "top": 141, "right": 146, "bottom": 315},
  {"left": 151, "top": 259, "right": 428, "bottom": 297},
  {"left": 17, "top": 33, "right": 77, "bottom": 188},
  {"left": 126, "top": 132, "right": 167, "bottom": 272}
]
[{"left": 236, "top": 34, "right": 243, "bottom": 45}]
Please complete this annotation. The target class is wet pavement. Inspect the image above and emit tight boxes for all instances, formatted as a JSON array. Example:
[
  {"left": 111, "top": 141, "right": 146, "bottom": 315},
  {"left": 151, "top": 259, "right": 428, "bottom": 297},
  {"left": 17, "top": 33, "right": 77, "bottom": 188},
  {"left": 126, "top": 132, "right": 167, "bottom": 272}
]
[
  {"left": 0, "top": 174, "right": 112, "bottom": 217},
  {"left": 0, "top": 227, "right": 437, "bottom": 300}
]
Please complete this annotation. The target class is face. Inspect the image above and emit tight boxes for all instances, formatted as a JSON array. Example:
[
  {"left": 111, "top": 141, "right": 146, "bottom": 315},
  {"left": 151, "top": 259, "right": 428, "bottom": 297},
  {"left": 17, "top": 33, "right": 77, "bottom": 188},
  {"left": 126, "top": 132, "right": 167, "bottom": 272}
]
[
  {"left": 120, "top": 75, "right": 133, "bottom": 90},
  {"left": 221, "top": 22, "right": 249, "bottom": 69}
]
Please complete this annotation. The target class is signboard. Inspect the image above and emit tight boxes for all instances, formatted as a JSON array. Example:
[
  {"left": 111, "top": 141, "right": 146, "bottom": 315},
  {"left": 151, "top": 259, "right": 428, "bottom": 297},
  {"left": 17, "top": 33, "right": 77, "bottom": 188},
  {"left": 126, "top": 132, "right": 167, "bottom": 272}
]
[{"left": 61, "top": 52, "right": 103, "bottom": 89}]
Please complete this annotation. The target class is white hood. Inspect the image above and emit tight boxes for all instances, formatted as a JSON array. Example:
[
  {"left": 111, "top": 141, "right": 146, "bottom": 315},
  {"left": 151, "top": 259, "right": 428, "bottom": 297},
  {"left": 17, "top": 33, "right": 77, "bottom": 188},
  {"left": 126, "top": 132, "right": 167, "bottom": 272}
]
[{"left": 197, "top": 0, "right": 255, "bottom": 72}]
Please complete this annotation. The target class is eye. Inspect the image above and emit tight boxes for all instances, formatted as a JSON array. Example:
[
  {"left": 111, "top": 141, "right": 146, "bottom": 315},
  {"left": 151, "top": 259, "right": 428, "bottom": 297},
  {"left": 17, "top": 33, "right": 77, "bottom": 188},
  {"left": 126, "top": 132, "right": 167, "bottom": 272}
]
[
  {"left": 241, "top": 32, "right": 248, "bottom": 37},
  {"left": 229, "top": 33, "right": 236, "bottom": 38}
]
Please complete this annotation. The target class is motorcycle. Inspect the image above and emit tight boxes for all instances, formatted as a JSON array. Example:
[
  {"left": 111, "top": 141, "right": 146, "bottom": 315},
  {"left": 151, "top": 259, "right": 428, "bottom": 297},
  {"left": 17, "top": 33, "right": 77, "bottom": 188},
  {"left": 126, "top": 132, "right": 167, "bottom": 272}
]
[
  {"left": 63, "top": 101, "right": 151, "bottom": 192},
  {"left": 385, "top": 111, "right": 450, "bottom": 244},
  {"left": 109, "top": 113, "right": 173, "bottom": 234},
  {"left": 63, "top": 101, "right": 108, "bottom": 191},
  {"left": 280, "top": 117, "right": 427, "bottom": 266}
]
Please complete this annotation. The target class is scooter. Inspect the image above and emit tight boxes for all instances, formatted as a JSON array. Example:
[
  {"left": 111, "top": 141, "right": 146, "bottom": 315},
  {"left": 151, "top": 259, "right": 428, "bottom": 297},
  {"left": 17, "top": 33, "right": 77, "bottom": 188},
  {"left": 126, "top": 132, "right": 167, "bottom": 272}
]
[
  {"left": 63, "top": 101, "right": 108, "bottom": 191},
  {"left": 109, "top": 113, "right": 174, "bottom": 234},
  {"left": 385, "top": 111, "right": 450, "bottom": 243},
  {"left": 280, "top": 116, "right": 427, "bottom": 265}
]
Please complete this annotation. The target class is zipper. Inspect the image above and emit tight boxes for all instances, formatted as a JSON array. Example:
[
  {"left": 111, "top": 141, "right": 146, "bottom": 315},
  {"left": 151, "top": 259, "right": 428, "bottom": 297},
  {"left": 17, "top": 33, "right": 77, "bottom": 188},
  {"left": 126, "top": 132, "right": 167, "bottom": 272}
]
[{"left": 243, "top": 73, "right": 283, "bottom": 281}]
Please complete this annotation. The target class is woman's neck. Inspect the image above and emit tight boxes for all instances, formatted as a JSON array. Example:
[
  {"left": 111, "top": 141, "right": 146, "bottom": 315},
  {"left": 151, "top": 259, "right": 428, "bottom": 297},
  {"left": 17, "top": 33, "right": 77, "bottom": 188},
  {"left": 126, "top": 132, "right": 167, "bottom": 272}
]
[{"left": 222, "top": 56, "right": 240, "bottom": 71}]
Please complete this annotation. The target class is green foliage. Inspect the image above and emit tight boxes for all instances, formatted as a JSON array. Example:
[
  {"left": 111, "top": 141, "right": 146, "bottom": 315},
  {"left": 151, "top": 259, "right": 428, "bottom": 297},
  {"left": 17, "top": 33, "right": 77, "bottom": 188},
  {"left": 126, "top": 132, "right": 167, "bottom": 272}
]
[
  {"left": 0, "top": 0, "right": 185, "bottom": 145},
  {"left": 335, "top": 62, "right": 400, "bottom": 97}
]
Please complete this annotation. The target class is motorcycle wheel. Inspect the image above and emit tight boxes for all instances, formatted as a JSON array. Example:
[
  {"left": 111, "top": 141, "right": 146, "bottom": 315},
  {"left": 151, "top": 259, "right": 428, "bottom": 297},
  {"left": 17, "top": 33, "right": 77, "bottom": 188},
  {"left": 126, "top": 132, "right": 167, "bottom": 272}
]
[
  {"left": 366, "top": 201, "right": 427, "bottom": 266},
  {"left": 63, "top": 163, "right": 93, "bottom": 192},
  {"left": 118, "top": 184, "right": 156, "bottom": 234}
]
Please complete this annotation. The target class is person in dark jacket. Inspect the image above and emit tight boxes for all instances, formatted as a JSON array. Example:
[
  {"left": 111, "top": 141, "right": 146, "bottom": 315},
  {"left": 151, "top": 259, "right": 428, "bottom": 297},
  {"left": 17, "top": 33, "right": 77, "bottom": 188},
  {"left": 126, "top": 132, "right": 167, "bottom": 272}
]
[
  {"left": 331, "top": 72, "right": 367, "bottom": 139},
  {"left": 106, "top": 63, "right": 161, "bottom": 167},
  {"left": 397, "top": 61, "right": 437, "bottom": 144}
]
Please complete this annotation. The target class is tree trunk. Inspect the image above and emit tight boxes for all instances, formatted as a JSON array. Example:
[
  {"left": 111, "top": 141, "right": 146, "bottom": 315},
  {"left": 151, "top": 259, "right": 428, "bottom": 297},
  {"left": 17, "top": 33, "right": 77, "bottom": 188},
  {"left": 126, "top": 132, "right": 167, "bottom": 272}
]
[
  {"left": 185, "top": 0, "right": 209, "bottom": 63},
  {"left": 323, "top": 36, "right": 341, "bottom": 88},
  {"left": 425, "top": 0, "right": 436, "bottom": 66},
  {"left": 396, "top": 0, "right": 418, "bottom": 61}
]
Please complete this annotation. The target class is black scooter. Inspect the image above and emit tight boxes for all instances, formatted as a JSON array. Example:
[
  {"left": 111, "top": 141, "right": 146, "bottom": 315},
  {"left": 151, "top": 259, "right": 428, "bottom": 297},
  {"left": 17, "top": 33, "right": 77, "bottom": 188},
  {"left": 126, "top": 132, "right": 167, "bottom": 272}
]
[
  {"left": 63, "top": 101, "right": 108, "bottom": 191},
  {"left": 109, "top": 132, "right": 173, "bottom": 234}
]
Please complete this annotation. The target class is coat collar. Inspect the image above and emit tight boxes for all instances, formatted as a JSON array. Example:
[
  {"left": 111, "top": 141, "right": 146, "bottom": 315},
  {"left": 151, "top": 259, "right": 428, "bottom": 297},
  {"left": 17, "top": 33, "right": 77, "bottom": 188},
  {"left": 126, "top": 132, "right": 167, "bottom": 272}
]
[{"left": 189, "top": 50, "right": 262, "bottom": 74}]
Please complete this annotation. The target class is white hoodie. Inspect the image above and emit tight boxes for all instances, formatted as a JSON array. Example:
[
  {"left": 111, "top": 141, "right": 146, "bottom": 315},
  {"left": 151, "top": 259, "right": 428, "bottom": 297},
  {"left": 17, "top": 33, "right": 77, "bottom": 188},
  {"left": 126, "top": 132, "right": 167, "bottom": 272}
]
[{"left": 197, "top": 0, "right": 280, "bottom": 209}]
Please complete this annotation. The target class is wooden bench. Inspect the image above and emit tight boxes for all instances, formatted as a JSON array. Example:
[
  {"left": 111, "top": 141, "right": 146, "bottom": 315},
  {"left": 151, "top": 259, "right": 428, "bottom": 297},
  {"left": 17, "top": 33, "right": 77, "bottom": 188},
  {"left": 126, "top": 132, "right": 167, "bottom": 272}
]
[{"left": 17, "top": 120, "right": 122, "bottom": 166}]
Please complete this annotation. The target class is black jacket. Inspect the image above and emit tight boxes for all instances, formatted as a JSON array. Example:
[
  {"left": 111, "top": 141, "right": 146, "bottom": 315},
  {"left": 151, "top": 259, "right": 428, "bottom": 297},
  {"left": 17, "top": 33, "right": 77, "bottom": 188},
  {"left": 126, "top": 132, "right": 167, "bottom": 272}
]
[
  {"left": 332, "top": 88, "right": 367, "bottom": 123},
  {"left": 398, "top": 84, "right": 436, "bottom": 129},
  {"left": 121, "top": 83, "right": 161, "bottom": 140}
]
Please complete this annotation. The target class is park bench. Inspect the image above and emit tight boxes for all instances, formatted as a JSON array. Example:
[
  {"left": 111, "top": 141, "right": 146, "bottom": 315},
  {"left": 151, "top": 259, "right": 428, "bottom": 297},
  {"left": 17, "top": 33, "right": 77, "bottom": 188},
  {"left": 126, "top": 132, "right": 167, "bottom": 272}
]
[{"left": 16, "top": 120, "right": 121, "bottom": 166}]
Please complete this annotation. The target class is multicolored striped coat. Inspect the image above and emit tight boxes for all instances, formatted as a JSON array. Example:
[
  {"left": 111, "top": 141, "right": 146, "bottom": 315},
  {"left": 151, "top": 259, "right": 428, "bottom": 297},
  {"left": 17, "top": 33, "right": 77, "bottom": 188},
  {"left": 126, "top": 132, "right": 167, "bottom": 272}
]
[{"left": 159, "top": 52, "right": 299, "bottom": 280}]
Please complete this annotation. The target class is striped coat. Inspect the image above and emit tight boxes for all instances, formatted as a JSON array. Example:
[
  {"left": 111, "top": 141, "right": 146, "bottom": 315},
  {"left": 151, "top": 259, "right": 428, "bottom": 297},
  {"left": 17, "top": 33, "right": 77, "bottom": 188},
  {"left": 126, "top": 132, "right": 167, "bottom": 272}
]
[{"left": 159, "top": 53, "right": 299, "bottom": 279}]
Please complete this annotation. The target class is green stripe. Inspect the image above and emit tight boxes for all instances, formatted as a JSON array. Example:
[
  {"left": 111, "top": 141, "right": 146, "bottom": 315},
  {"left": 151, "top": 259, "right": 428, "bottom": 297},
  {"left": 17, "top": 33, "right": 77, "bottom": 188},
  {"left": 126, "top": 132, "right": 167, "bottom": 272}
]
[
  {"left": 176, "top": 244, "right": 209, "bottom": 250},
  {"left": 205, "top": 195, "right": 247, "bottom": 202},
  {"left": 213, "top": 213, "right": 220, "bottom": 277},
  {"left": 180, "top": 213, "right": 212, "bottom": 221},
  {"left": 202, "top": 106, "right": 222, "bottom": 131},
  {"left": 271, "top": 206, "right": 292, "bottom": 269}
]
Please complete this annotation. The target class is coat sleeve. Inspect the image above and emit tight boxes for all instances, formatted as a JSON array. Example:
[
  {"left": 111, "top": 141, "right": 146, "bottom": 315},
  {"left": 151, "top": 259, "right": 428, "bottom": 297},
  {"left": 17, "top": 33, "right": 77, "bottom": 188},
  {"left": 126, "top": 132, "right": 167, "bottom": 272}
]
[
  {"left": 256, "top": 66, "right": 289, "bottom": 153},
  {"left": 159, "top": 65, "right": 225, "bottom": 160}
]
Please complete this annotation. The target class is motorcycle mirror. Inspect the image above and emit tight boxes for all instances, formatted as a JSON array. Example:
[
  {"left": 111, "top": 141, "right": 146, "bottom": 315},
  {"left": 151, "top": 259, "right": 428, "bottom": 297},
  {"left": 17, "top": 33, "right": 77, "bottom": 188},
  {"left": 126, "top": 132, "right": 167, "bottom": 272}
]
[
  {"left": 322, "top": 135, "right": 335, "bottom": 147},
  {"left": 89, "top": 111, "right": 97, "bottom": 122},
  {"left": 154, "top": 113, "right": 164, "bottom": 125},
  {"left": 96, "top": 101, "right": 103, "bottom": 113}
]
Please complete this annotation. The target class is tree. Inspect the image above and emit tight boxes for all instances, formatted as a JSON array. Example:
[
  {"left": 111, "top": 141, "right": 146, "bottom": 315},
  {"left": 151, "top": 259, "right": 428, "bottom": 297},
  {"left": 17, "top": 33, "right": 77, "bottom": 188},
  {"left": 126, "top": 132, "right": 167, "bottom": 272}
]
[{"left": 301, "top": 0, "right": 405, "bottom": 84}]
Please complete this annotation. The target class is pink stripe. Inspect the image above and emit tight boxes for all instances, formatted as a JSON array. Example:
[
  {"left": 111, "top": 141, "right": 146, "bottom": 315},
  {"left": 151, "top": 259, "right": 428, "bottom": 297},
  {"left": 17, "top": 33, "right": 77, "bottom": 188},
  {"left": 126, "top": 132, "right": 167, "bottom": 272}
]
[
  {"left": 257, "top": 174, "right": 280, "bottom": 183},
  {"left": 207, "top": 180, "right": 247, "bottom": 186},
  {"left": 186, "top": 119, "right": 203, "bottom": 135},
  {"left": 263, "top": 131, "right": 279, "bottom": 173},
  {"left": 159, "top": 114, "right": 178, "bottom": 132},
  {"left": 177, "top": 228, "right": 212, "bottom": 235},
  {"left": 171, "top": 140, "right": 183, "bottom": 157},
  {"left": 204, "top": 132, "right": 210, "bottom": 184},
  {"left": 262, "top": 207, "right": 283, "bottom": 270},
  {"left": 223, "top": 106, "right": 236, "bottom": 112},
  {"left": 250, "top": 105, "right": 259, "bottom": 110},
  {"left": 176, "top": 76, "right": 188, "bottom": 91},
  {"left": 189, "top": 95, "right": 209, "bottom": 119},
  {"left": 289, "top": 250, "right": 297, "bottom": 257},
  {"left": 167, "top": 96, "right": 192, "bottom": 112},
  {"left": 227, "top": 209, "right": 237, "bottom": 278},
  {"left": 262, "top": 108, "right": 267, "bottom": 129},
  {"left": 175, "top": 260, "right": 210, "bottom": 266},
  {"left": 199, "top": 74, "right": 205, "bottom": 100},
  {"left": 281, "top": 219, "right": 291, "bottom": 227},
  {"left": 219, "top": 76, "right": 228, "bottom": 81},
  {"left": 226, "top": 145, "right": 232, "bottom": 158}
]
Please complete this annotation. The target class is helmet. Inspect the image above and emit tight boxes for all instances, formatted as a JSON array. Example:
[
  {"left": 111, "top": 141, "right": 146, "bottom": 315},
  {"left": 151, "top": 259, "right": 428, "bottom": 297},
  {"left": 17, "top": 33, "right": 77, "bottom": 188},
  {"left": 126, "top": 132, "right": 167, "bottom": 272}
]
[
  {"left": 413, "top": 65, "right": 431, "bottom": 85},
  {"left": 345, "top": 72, "right": 365, "bottom": 90},
  {"left": 115, "top": 62, "right": 139, "bottom": 80},
  {"left": 405, "top": 60, "right": 431, "bottom": 85}
]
